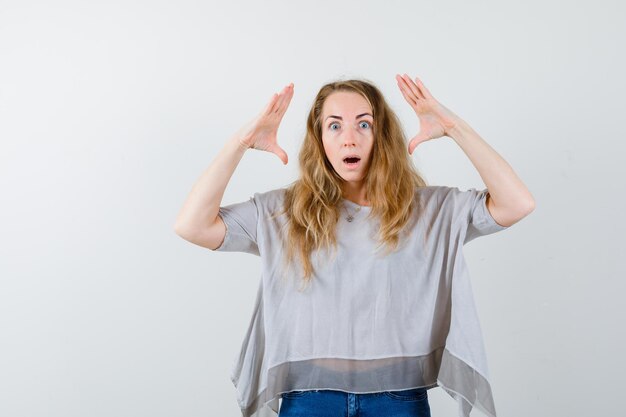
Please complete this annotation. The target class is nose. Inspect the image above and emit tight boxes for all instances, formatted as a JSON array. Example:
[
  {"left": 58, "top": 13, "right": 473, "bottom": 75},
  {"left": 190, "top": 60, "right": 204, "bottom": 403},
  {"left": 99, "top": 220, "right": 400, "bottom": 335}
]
[{"left": 342, "top": 125, "right": 358, "bottom": 147}]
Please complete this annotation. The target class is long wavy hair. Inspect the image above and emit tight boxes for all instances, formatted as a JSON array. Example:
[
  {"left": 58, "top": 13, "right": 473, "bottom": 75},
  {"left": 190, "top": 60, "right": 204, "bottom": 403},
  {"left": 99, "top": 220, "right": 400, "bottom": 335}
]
[{"left": 274, "top": 78, "right": 428, "bottom": 290}]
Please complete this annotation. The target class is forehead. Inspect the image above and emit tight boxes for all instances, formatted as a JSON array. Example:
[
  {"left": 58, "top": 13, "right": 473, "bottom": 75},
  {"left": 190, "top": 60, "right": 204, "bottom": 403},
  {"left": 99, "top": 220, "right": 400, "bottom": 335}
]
[{"left": 322, "top": 91, "right": 372, "bottom": 116}]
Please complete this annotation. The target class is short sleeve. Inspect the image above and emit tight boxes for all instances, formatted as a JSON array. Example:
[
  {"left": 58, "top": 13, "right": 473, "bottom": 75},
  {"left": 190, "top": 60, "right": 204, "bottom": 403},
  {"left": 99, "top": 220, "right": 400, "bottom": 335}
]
[
  {"left": 444, "top": 187, "right": 509, "bottom": 244},
  {"left": 460, "top": 188, "right": 508, "bottom": 244},
  {"left": 214, "top": 195, "right": 260, "bottom": 255}
]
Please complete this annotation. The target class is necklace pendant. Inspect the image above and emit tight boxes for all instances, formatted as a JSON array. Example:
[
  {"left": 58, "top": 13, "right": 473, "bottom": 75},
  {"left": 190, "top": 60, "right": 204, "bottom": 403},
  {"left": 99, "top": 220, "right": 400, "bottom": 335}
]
[{"left": 346, "top": 215, "right": 354, "bottom": 222}]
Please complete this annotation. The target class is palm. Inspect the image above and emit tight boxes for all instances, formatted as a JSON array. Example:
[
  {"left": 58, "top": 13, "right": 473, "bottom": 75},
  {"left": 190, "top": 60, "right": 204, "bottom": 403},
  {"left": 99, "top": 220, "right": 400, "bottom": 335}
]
[
  {"left": 414, "top": 112, "right": 446, "bottom": 144},
  {"left": 242, "top": 117, "right": 279, "bottom": 152},
  {"left": 395, "top": 74, "right": 458, "bottom": 155},
  {"left": 237, "top": 83, "right": 294, "bottom": 164}
]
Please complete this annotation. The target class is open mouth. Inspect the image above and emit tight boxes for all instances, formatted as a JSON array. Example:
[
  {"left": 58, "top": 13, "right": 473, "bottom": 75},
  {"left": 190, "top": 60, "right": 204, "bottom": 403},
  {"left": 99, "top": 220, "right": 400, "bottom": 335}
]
[{"left": 343, "top": 157, "right": 361, "bottom": 167}]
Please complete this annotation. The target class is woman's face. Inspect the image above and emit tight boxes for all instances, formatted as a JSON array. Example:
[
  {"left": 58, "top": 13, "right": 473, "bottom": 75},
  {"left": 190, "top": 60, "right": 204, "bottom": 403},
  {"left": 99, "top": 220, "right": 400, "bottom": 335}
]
[{"left": 320, "top": 91, "right": 374, "bottom": 184}]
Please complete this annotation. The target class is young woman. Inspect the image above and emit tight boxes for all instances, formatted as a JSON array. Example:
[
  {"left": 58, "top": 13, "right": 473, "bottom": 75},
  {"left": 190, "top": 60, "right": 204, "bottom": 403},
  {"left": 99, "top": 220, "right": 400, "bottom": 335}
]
[{"left": 174, "top": 75, "right": 535, "bottom": 417}]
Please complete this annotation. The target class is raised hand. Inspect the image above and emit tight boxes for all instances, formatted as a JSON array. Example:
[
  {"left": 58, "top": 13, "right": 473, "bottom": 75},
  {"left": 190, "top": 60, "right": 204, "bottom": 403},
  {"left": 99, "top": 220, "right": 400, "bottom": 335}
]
[
  {"left": 235, "top": 82, "right": 294, "bottom": 165},
  {"left": 396, "top": 74, "right": 459, "bottom": 155}
]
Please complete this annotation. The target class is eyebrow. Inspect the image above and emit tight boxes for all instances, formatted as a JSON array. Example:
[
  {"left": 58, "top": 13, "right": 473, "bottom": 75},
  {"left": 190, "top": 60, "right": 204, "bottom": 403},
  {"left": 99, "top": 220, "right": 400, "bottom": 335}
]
[{"left": 325, "top": 113, "right": 373, "bottom": 122}]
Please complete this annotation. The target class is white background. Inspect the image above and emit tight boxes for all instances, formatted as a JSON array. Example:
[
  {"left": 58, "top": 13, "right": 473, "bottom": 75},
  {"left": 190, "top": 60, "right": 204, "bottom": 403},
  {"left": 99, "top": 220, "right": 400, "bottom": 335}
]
[{"left": 1, "top": 0, "right": 624, "bottom": 416}]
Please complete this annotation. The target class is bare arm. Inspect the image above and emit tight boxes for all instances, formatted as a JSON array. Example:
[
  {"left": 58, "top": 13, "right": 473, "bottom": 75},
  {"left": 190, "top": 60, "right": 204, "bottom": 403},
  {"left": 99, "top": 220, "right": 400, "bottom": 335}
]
[
  {"left": 174, "top": 82, "right": 294, "bottom": 250},
  {"left": 446, "top": 119, "right": 535, "bottom": 227},
  {"left": 396, "top": 73, "right": 535, "bottom": 227},
  {"left": 173, "top": 136, "right": 248, "bottom": 250}
]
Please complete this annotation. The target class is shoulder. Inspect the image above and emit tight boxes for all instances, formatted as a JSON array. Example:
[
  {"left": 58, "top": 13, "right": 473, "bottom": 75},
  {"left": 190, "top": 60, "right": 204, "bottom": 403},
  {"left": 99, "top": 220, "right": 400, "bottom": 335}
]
[
  {"left": 414, "top": 185, "right": 485, "bottom": 218},
  {"left": 251, "top": 187, "right": 288, "bottom": 212},
  {"left": 415, "top": 185, "right": 479, "bottom": 202},
  {"left": 414, "top": 185, "right": 457, "bottom": 205}
]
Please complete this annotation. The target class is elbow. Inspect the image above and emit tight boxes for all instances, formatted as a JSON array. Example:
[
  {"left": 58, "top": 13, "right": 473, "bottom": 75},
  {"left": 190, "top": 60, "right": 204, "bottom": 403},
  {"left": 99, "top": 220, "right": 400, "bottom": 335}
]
[
  {"left": 510, "top": 196, "right": 536, "bottom": 224},
  {"left": 488, "top": 188, "right": 536, "bottom": 226},
  {"left": 526, "top": 197, "right": 536, "bottom": 215},
  {"left": 173, "top": 214, "right": 185, "bottom": 236},
  {"left": 521, "top": 194, "right": 536, "bottom": 217},
  {"left": 174, "top": 222, "right": 190, "bottom": 238},
  {"left": 511, "top": 189, "right": 536, "bottom": 219},
  {"left": 492, "top": 196, "right": 536, "bottom": 227},
  {"left": 174, "top": 224, "right": 199, "bottom": 245}
]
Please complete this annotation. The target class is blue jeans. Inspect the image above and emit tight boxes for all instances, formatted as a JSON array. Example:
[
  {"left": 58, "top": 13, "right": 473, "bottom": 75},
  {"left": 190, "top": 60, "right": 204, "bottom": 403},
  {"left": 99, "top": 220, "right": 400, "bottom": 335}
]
[{"left": 279, "top": 388, "right": 431, "bottom": 417}]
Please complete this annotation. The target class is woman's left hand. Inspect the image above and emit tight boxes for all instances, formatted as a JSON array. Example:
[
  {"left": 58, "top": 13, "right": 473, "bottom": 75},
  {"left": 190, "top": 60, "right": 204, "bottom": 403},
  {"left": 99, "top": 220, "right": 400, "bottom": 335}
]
[{"left": 396, "top": 73, "right": 460, "bottom": 154}]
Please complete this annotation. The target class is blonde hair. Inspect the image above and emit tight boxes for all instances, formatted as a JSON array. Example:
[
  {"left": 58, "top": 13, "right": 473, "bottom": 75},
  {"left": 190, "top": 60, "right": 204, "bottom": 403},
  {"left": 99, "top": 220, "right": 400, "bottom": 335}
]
[{"left": 274, "top": 78, "right": 427, "bottom": 290}]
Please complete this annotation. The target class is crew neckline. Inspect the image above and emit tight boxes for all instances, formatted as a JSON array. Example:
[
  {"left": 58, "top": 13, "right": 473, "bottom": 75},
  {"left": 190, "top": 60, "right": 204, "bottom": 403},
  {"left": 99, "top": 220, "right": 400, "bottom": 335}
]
[{"left": 341, "top": 198, "right": 372, "bottom": 209}]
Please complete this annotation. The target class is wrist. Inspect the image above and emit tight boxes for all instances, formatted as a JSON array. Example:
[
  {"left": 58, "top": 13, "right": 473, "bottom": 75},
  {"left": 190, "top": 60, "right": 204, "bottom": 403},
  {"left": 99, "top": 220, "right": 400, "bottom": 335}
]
[
  {"left": 445, "top": 116, "right": 470, "bottom": 140},
  {"left": 226, "top": 134, "right": 251, "bottom": 155}
]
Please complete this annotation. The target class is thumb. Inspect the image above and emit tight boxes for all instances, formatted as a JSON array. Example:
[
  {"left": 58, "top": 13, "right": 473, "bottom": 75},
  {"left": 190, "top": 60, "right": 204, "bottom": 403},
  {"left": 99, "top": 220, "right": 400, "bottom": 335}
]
[
  {"left": 408, "top": 133, "right": 431, "bottom": 155},
  {"left": 269, "top": 144, "right": 289, "bottom": 165}
]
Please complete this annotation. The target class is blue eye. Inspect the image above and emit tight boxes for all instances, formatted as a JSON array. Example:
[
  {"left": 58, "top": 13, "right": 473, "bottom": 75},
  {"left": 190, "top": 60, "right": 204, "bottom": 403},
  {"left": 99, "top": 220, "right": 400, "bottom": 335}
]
[{"left": 328, "top": 121, "right": 371, "bottom": 131}]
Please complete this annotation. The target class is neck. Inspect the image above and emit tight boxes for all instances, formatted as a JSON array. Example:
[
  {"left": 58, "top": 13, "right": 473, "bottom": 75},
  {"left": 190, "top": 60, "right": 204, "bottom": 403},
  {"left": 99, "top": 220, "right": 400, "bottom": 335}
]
[{"left": 342, "top": 182, "right": 370, "bottom": 206}]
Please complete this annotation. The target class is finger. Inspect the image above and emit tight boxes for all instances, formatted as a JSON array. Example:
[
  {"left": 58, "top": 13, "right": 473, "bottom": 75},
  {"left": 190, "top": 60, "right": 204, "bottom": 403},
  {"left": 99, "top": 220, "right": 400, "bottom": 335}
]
[
  {"left": 271, "top": 86, "right": 288, "bottom": 114},
  {"left": 414, "top": 76, "right": 433, "bottom": 99},
  {"left": 274, "top": 83, "right": 293, "bottom": 114},
  {"left": 270, "top": 143, "right": 289, "bottom": 165},
  {"left": 396, "top": 73, "right": 414, "bottom": 96},
  {"left": 402, "top": 73, "right": 424, "bottom": 100},
  {"left": 402, "top": 73, "right": 425, "bottom": 100},
  {"left": 408, "top": 133, "right": 429, "bottom": 155},
  {"left": 398, "top": 74, "right": 422, "bottom": 105},
  {"left": 398, "top": 83, "right": 417, "bottom": 108},
  {"left": 269, "top": 85, "right": 289, "bottom": 114},
  {"left": 396, "top": 75, "right": 417, "bottom": 107},
  {"left": 408, "top": 139, "right": 419, "bottom": 155},
  {"left": 275, "top": 83, "right": 294, "bottom": 116},
  {"left": 263, "top": 93, "right": 280, "bottom": 116}
]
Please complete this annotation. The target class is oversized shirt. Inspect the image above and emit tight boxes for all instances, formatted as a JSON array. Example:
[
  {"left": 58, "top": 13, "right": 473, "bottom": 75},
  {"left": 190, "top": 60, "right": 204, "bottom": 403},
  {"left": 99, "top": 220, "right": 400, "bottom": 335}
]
[{"left": 214, "top": 185, "right": 509, "bottom": 417}]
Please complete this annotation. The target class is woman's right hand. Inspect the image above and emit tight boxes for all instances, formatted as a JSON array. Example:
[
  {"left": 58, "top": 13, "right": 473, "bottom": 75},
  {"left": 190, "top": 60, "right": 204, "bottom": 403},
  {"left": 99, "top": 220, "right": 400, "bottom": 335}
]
[{"left": 235, "top": 82, "right": 294, "bottom": 165}]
